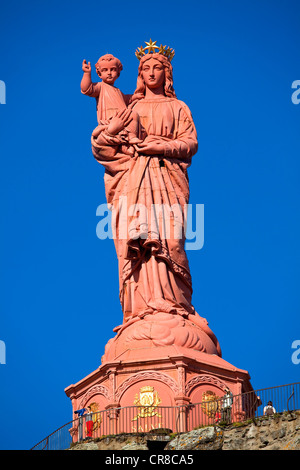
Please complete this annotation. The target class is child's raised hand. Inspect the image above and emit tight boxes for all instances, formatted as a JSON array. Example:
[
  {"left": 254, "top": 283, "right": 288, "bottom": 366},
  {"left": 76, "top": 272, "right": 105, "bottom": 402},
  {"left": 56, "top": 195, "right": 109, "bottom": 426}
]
[{"left": 82, "top": 59, "right": 91, "bottom": 73}]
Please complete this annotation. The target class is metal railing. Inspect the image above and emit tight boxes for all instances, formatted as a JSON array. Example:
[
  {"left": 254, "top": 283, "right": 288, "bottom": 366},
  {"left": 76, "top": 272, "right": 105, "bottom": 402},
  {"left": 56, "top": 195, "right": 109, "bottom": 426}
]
[{"left": 31, "top": 382, "right": 300, "bottom": 450}]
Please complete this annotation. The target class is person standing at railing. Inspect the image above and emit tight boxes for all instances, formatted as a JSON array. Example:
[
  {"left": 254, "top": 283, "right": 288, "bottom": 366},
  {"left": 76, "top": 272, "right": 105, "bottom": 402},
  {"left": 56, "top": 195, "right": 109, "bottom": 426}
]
[
  {"left": 85, "top": 406, "right": 94, "bottom": 438},
  {"left": 74, "top": 408, "right": 86, "bottom": 441},
  {"left": 221, "top": 389, "right": 233, "bottom": 424},
  {"left": 263, "top": 401, "right": 276, "bottom": 416}
]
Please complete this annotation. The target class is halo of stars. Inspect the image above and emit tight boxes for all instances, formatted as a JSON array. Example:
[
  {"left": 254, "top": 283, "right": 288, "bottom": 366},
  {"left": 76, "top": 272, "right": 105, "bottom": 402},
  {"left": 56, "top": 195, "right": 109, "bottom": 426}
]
[{"left": 135, "top": 39, "right": 175, "bottom": 61}]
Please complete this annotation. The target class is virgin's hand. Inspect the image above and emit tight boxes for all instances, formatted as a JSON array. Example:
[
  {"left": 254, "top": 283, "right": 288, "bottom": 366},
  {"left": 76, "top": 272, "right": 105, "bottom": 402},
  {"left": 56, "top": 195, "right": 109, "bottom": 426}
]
[
  {"left": 135, "top": 141, "right": 166, "bottom": 155},
  {"left": 107, "top": 108, "right": 133, "bottom": 135},
  {"left": 107, "top": 117, "right": 127, "bottom": 135}
]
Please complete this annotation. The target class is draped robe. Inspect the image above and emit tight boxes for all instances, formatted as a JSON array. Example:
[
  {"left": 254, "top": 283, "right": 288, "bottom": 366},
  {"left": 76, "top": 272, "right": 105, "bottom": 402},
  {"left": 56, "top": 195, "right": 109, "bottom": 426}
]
[
  {"left": 91, "top": 96, "right": 198, "bottom": 323},
  {"left": 81, "top": 80, "right": 129, "bottom": 122}
]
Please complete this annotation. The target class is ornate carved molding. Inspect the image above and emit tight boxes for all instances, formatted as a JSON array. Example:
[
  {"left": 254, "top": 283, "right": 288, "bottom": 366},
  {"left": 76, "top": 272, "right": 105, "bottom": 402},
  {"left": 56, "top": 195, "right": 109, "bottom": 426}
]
[
  {"left": 177, "top": 365, "right": 186, "bottom": 395},
  {"left": 185, "top": 374, "right": 228, "bottom": 396},
  {"left": 79, "top": 384, "right": 112, "bottom": 408},
  {"left": 116, "top": 371, "right": 180, "bottom": 401}
]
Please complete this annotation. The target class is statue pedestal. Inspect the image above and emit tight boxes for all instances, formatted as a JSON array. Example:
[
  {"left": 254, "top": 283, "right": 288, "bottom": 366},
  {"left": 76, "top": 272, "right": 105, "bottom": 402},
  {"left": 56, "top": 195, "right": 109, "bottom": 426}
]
[{"left": 65, "top": 313, "right": 254, "bottom": 438}]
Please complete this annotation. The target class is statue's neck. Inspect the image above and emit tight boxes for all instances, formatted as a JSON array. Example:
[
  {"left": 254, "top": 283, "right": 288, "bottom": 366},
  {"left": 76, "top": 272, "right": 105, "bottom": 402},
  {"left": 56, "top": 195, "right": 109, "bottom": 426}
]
[{"left": 145, "top": 85, "right": 165, "bottom": 100}]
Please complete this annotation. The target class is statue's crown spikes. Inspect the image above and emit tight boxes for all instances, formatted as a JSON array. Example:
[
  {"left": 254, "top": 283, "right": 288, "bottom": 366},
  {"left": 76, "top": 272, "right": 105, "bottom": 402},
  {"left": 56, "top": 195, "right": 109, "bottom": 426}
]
[{"left": 135, "top": 39, "right": 175, "bottom": 61}]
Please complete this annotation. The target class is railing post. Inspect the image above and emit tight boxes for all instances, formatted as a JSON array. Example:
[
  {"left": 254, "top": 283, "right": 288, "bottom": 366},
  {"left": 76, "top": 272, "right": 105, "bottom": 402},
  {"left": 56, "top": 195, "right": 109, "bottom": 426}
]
[
  {"left": 105, "top": 403, "right": 120, "bottom": 435},
  {"left": 232, "top": 393, "right": 246, "bottom": 423},
  {"left": 68, "top": 423, "right": 79, "bottom": 444},
  {"left": 287, "top": 386, "right": 295, "bottom": 414},
  {"left": 174, "top": 396, "right": 190, "bottom": 433}
]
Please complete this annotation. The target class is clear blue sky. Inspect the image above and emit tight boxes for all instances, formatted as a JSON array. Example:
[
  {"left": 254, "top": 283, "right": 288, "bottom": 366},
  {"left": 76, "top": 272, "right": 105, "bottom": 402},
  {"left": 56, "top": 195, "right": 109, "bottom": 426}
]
[{"left": 0, "top": 0, "right": 299, "bottom": 450}]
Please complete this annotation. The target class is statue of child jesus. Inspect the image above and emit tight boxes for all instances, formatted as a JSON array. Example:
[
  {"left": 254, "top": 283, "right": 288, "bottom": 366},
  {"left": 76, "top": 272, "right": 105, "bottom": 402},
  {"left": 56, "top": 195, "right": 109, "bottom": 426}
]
[{"left": 81, "top": 54, "right": 140, "bottom": 146}]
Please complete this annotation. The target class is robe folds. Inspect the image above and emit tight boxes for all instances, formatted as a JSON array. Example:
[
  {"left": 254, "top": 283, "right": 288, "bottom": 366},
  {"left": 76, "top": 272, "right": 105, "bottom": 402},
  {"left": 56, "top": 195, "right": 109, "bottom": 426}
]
[
  {"left": 91, "top": 97, "right": 198, "bottom": 322},
  {"left": 81, "top": 80, "right": 129, "bottom": 122}
]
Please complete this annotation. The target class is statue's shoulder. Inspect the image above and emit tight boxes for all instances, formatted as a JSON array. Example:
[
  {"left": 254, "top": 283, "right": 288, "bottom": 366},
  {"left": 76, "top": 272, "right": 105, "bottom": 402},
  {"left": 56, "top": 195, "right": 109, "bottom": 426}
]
[{"left": 175, "top": 99, "right": 194, "bottom": 120}]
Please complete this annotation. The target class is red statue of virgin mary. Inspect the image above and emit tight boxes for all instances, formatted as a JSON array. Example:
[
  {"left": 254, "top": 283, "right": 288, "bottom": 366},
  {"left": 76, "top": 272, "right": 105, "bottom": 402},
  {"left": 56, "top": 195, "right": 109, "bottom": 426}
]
[
  {"left": 65, "top": 43, "right": 253, "bottom": 435},
  {"left": 88, "top": 41, "right": 221, "bottom": 357}
]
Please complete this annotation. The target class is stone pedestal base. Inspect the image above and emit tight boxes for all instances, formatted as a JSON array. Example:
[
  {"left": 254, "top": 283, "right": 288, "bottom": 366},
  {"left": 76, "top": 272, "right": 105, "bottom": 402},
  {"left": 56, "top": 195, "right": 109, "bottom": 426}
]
[{"left": 65, "top": 312, "right": 254, "bottom": 438}]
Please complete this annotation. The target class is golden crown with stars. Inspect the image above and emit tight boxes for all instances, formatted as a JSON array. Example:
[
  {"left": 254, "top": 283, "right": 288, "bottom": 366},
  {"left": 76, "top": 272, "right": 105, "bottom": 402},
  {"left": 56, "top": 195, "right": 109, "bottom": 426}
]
[{"left": 135, "top": 39, "right": 175, "bottom": 61}]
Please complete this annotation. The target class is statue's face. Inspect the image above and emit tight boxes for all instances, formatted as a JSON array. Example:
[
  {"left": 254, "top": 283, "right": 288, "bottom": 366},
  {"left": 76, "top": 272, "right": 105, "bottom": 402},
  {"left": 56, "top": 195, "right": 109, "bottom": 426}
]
[
  {"left": 141, "top": 57, "right": 165, "bottom": 90},
  {"left": 98, "top": 59, "right": 119, "bottom": 84}
]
